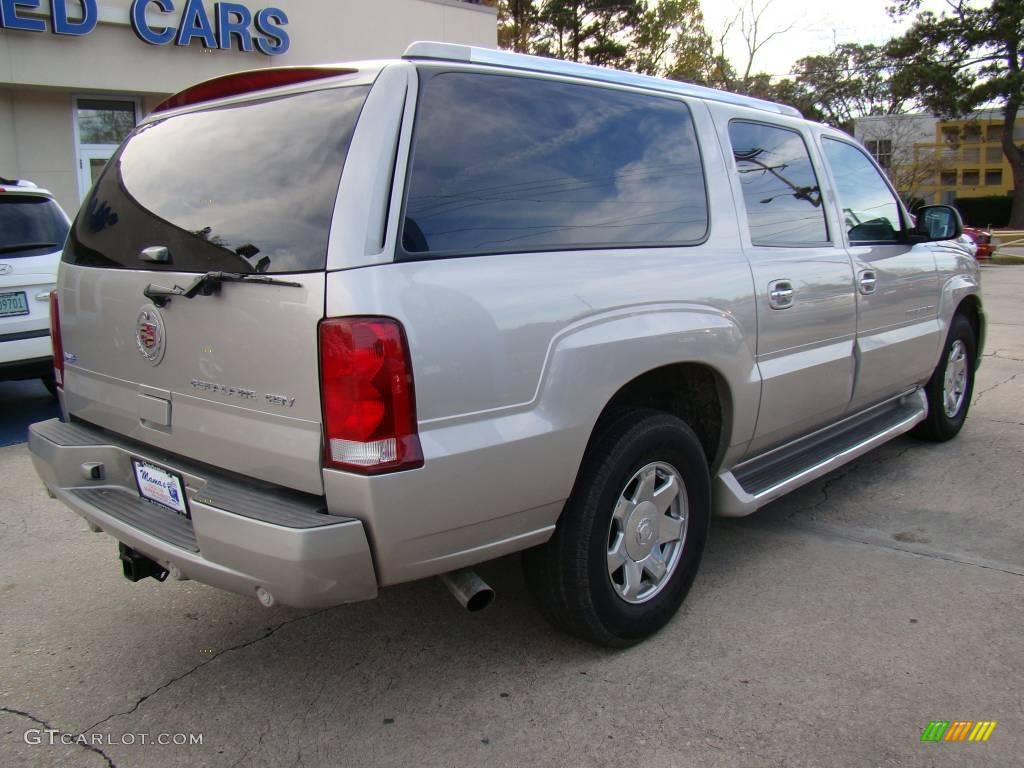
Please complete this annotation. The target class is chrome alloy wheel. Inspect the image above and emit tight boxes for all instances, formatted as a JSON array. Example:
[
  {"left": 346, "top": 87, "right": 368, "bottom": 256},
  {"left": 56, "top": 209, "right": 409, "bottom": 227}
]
[
  {"left": 943, "top": 339, "right": 969, "bottom": 418},
  {"left": 606, "top": 462, "right": 687, "bottom": 604}
]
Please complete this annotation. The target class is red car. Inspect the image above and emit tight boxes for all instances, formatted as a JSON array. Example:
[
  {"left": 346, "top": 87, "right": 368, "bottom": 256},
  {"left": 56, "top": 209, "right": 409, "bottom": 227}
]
[{"left": 962, "top": 226, "right": 995, "bottom": 259}]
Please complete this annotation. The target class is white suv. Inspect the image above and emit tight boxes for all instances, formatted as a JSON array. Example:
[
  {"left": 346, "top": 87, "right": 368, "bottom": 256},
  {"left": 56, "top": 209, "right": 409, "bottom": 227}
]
[{"left": 0, "top": 179, "right": 70, "bottom": 395}]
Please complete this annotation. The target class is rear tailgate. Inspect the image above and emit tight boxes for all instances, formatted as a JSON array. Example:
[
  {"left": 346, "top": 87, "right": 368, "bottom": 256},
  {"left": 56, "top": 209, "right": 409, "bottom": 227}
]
[{"left": 58, "top": 82, "right": 371, "bottom": 495}]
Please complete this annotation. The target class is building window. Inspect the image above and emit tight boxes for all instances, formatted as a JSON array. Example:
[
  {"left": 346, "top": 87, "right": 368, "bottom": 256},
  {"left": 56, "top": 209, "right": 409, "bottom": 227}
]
[
  {"left": 74, "top": 97, "right": 138, "bottom": 200},
  {"left": 77, "top": 99, "right": 136, "bottom": 145},
  {"left": 864, "top": 139, "right": 893, "bottom": 169},
  {"left": 962, "top": 169, "right": 980, "bottom": 186},
  {"left": 940, "top": 170, "right": 957, "bottom": 186},
  {"left": 985, "top": 169, "right": 1003, "bottom": 186},
  {"left": 962, "top": 147, "right": 980, "bottom": 163},
  {"left": 942, "top": 126, "right": 960, "bottom": 145},
  {"left": 962, "top": 123, "right": 981, "bottom": 143},
  {"left": 985, "top": 124, "right": 1003, "bottom": 141},
  {"left": 986, "top": 146, "right": 1003, "bottom": 163}
]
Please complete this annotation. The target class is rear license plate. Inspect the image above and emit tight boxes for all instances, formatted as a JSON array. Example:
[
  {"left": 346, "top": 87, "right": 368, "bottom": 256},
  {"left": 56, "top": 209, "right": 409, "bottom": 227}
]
[
  {"left": 0, "top": 291, "right": 29, "bottom": 318},
  {"left": 132, "top": 459, "right": 189, "bottom": 518}
]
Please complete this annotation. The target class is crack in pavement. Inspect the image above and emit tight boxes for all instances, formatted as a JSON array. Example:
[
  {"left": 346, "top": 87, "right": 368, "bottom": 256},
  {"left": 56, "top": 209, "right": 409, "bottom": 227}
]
[
  {"left": 979, "top": 416, "right": 1024, "bottom": 428},
  {"left": 80, "top": 607, "right": 332, "bottom": 737},
  {"left": 982, "top": 350, "right": 1024, "bottom": 363},
  {"left": 1, "top": 706, "right": 115, "bottom": 768},
  {"left": 972, "top": 372, "right": 1019, "bottom": 406},
  {"left": 790, "top": 444, "right": 914, "bottom": 519},
  {"left": 729, "top": 518, "right": 1024, "bottom": 578}
]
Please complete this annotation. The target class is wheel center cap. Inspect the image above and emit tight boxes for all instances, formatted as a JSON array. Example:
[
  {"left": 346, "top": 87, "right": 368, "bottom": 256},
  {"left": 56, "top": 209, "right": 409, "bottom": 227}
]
[
  {"left": 626, "top": 501, "right": 659, "bottom": 560},
  {"left": 636, "top": 518, "right": 654, "bottom": 547}
]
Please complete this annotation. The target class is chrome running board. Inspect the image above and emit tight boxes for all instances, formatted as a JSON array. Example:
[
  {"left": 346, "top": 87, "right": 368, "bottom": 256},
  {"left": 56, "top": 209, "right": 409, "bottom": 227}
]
[{"left": 714, "top": 389, "right": 927, "bottom": 517}]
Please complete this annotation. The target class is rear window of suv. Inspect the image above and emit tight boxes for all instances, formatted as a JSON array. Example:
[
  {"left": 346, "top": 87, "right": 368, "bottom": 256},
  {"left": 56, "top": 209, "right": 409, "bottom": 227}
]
[
  {"left": 65, "top": 86, "right": 369, "bottom": 274},
  {"left": 401, "top": 70, "right": 708, "bottom": 258},
  {"left": 0, "top": 195, "right": 69, "bottom": 257}
]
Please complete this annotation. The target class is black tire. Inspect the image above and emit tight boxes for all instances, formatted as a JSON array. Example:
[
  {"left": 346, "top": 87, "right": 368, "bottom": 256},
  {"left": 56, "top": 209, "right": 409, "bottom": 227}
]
[
  {"left": 523, "top": 409, "right": 710, "bottom": 647},
  {"left": 913, "top": 313, "right": 976, "bottom": 442},
  {"left": 41, "top": 375, "right": 59, "bottom": 400}
]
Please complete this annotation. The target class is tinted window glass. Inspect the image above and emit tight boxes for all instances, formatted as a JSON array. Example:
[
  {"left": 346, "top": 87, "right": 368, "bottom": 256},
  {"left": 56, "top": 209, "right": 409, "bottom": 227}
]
[
  {"left": 66, "top": 87, "right": 369, "bottom": 273},
  {"left": 402, "top": 71, "right": 708, "bottom": 256},
  {"left": 728, "top": 121, "right": 828, "bottom": 246},
  {"left": 0, "top": 196, "right": 69, "bottom": 257},
  {"left": 822, "top": 138, "right": 903, "bottom": 242}
]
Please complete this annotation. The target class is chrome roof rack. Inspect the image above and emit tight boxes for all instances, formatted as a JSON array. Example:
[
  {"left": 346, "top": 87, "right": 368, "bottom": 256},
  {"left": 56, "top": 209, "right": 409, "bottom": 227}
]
[{"left": 403, "top": 41, "right": 801, "bottom": 118}]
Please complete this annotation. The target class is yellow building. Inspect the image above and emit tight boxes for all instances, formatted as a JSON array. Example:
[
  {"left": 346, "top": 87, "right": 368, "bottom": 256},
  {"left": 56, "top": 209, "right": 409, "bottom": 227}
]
[{"left": 914, "top": 108, "right": 1023, "bottom": 206}]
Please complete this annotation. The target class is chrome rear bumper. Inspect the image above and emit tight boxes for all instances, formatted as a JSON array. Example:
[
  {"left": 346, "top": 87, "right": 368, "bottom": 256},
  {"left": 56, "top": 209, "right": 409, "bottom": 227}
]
[{"left": 28, "top": 418, "right": 378, "bottom": 608}]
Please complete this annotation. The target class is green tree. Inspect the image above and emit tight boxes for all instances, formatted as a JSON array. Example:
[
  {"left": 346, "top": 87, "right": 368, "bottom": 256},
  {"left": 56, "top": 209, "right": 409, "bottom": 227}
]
[
  {"left": 498, "top": 0, "right": 539, "bottom": 53},
  {"left": 631, "top": 0, "right": 713, "bottom": 81},
  {"left": 533, "top": 0, "right": 644, "bottom": 68},
  {"left": 887, "top": 0, "right": 1024, "bottom": 227},
  {"left": 773, "top": 43, "right": 907, "bottom": 130}
]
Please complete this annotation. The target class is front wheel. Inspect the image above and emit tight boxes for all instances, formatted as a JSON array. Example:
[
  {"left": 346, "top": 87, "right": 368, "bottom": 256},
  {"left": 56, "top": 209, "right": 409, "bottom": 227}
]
[
  {"left": 914, "top": 313, "right": 976, "bottom": 442},
  {"left": 523, "top": 409, "right": 710, "bottom": 647}
]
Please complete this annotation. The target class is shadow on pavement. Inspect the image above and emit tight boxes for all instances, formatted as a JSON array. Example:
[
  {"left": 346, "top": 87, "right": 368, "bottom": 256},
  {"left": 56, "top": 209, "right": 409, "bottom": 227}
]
[{"left": 0, "top": 379, "right": 60, "bottom": 447}]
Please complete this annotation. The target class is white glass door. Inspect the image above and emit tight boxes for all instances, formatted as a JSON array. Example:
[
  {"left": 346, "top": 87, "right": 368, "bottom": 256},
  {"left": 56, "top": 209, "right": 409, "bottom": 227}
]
[
  {"left": 78, "top": 147, "right": 115, "bottom": 200},
  {"left": 74, "top": 98, "right": 139, "bottom": 200}
]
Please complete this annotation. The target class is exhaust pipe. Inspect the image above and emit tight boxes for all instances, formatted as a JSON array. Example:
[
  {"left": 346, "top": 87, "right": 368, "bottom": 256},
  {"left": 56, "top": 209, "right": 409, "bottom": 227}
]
[
  {"left": 118, "top": 543, "right": 168, "bottom": 583},
  {"left": 440, "top": 568, "right": 494, "bottom": 612}
]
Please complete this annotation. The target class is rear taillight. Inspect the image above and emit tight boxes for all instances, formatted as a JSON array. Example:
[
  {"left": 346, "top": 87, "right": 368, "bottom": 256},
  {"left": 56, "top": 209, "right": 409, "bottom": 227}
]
[
  {"left": 49, "top": 290, "right": 64, "bottom": 388},
  {"left": 319, "top": 317, "right": 423, "bottom": 474}
]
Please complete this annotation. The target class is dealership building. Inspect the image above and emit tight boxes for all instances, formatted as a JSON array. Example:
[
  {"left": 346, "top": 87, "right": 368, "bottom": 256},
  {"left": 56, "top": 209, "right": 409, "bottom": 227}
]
[{"left": 0, "top": 0, "right": 497, "bottom": 216}]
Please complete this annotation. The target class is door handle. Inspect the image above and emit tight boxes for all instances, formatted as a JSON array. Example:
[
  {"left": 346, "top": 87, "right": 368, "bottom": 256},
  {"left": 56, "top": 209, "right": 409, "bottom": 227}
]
[
  {"left": 140, "top": 246, "right": 170, "bottom": 264},
  {"left": 767, "top": 279, "right": 794, "bottom": 309},
  {"left": 859, "top": 270, "right": 877, "bottom": 295}
]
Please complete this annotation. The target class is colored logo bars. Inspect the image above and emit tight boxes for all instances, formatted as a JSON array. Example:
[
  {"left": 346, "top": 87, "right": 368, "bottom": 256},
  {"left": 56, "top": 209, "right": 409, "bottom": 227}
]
[{"left": 921, "top": 721, "right": 997, "bottom": 743}]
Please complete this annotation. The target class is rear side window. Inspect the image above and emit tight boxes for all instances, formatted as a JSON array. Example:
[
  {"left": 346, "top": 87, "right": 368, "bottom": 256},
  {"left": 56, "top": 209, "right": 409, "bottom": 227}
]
[
  {"left": 821, "top": 138, "right": 903, "bottom": 243},
  {"left": 0, "top": 195, "right": 69, "bottom": 257},
  {"left": 728, "top": 121, "right": 828, "bottom": 246},
  {"left": 65, "top": 86, "right": 369, "bottom": 273},
  {"left": 401, "top": 71, "right": 708, "bottom": 257}
]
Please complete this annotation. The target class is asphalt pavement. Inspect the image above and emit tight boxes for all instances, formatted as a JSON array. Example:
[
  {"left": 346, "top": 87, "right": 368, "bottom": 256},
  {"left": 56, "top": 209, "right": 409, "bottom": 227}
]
[
  {"left": 0, "top": 379, "right": 59, "bottom": 447},
  {"left": 1, "top": 266, "right": 1022, "bottom": 767}
]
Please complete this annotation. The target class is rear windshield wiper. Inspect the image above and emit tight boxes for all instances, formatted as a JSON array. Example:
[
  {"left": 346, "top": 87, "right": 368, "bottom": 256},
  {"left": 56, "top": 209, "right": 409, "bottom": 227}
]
[
  {"left": 0, "top": 242, "right": 59, "bottom": 254},
  {"left": 144, "top": 271, "right": 302, "bottom": 307}
]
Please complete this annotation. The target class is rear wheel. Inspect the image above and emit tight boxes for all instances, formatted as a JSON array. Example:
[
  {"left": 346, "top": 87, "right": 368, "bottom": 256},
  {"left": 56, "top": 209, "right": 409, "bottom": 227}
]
[
  {"left": 914, "top": 313, "right": 976, "bottom": 442},
  {"left": 523, "top": 409, "right": 710, "bottom": 647}
]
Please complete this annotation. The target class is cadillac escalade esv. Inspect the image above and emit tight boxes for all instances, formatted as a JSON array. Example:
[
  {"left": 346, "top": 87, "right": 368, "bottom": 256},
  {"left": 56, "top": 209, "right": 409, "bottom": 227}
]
[{"left": 29, "top": 43, "right": 983, "bottom": 647}]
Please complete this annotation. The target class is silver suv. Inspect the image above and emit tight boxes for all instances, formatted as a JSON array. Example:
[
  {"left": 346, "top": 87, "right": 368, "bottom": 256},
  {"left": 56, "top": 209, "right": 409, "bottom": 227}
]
[{"left": 29, "top": 43, "right": 983, "bottom": 647}]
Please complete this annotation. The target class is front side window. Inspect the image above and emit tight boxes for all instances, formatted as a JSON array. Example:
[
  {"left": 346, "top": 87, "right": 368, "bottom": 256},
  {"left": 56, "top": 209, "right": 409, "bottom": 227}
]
[
  {"left": 401, "top": 71, "right": 708, "bottom": 257},
  {"left": 822, "top": 138, "right": 903, "bottom": 243},
  {"left": 728, "top": 121, "right": 828, "bottom": 246}
]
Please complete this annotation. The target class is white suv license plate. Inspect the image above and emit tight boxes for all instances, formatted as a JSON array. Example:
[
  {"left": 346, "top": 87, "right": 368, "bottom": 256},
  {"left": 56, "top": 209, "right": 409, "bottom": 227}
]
[
  {"left": 132, "top": 459, "right": 190, "bottom": 518},
  {"left": 0, "top": 291, "right": 29, "bottom": 317}
]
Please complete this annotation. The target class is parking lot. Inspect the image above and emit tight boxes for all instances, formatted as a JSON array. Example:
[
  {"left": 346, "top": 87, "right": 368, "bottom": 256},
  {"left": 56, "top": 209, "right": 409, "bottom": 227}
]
[{"left": 0, "top": 266, "right": 1020, "bottom": 768}]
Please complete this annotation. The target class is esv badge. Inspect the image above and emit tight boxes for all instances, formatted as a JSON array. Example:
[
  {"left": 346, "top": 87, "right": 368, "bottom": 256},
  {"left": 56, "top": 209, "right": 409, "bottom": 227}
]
[{"left": 136, "top": 305, "right": 167, "bottom": 366}]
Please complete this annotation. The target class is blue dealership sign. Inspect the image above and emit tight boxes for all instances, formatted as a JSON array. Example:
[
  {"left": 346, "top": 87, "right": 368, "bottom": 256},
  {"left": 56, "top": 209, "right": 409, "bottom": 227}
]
[{"left": 0, "top": 0, "right": 290, "bottom": 55}]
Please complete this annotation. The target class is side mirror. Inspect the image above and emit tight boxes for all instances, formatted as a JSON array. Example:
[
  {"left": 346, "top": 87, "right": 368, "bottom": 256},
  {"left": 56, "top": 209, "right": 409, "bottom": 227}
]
[{"left": 912, "top": 205, "right": 963, "bottom": 242}]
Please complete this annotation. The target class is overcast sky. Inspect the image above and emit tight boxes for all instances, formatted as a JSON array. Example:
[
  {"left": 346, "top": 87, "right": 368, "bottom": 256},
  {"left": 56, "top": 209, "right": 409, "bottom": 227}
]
[{"left": 698, "top": 0, "right": 952, "bottom": 79}]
